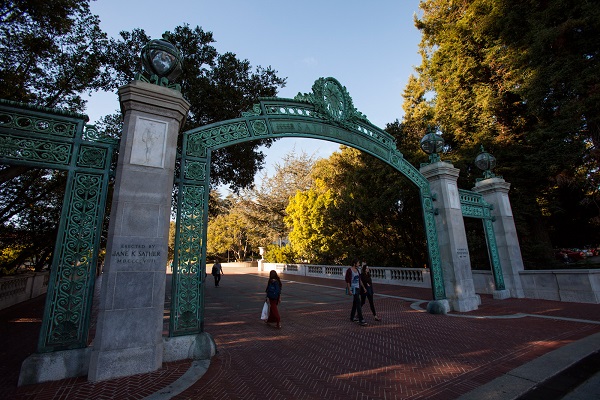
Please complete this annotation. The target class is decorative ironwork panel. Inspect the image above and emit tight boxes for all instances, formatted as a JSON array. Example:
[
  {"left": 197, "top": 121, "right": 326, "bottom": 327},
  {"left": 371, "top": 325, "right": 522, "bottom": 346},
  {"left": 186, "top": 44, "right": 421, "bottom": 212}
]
[
  {"left": 459, "top": 189, "right": 506, "bottom": 291},
  {"left": 77, "top": 145, "right": 108, "bottom": 169},
  {"left": 483, "top": 218, "right": 506, "bottom": 290},
  {"left": 38, "top": 172, "right": 106, "bottom": 351},
  {"left": 170, "top": 182, "right": 206, "bottom": 335},
  {"left": 0, "top": 99, "right": 117, "bottom": 353},
  {"left": 421, "top": 190, "right": 446, "bottom": 300},
  {"left": 0, "top": 135, "right": 72, "bottom": 165},
  {"left": 0, "top": 108, "right": 79, "bottom": 138}
]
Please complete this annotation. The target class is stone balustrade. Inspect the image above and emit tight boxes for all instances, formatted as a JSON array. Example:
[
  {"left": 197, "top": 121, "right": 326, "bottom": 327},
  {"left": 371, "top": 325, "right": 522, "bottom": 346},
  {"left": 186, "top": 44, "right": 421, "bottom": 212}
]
[
  {"left": 260, "top": 262, "right": 431, "bottom": 288},
  {"left": 0, "top": 272, "right": 49, "bottom": 310},
  {"left": 260, "top": 261, "right": 600, "bottom": 304}
]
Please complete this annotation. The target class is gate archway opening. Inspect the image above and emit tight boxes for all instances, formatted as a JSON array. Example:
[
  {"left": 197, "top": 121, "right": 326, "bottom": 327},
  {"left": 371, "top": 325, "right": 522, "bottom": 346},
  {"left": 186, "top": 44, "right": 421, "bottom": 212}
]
[{"left": 170, "top": 77, "right": 446, "bottom": 336}]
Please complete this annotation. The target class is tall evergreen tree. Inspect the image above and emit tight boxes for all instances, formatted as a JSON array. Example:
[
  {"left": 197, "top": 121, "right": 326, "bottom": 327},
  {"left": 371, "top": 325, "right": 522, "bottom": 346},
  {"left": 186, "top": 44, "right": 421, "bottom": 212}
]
[{"left": 412, "top": 0, "right": 600, "bottom": 265}]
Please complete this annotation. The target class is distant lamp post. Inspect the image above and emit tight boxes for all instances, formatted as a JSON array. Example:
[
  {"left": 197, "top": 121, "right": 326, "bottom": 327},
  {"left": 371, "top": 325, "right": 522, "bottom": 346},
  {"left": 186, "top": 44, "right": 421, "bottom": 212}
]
[
  {"left": 135, "top": 33, "right": 183, "bottom": 91},
  {"left": 420, "top": 130, "right": 445, "bottom": 164},
  {"left": 474, "top": 145, "right": 497, "bottom": 180}
]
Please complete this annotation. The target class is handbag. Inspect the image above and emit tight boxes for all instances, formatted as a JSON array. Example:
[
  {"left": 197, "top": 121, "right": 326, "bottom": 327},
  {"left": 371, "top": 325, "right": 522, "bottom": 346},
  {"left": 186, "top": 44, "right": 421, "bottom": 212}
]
[{"left": 260, "top": 299, "right": 270, "bottom": 320}]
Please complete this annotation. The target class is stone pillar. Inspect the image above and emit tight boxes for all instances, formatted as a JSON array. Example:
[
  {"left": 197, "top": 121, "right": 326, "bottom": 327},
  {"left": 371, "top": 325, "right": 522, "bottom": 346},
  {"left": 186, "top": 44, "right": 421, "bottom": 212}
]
[
  {"left": 473, "top": 177, "right": 525, "bottom": 298},
  {"left": 420, "top": 162, "right": 480, "bottom": 312},
  {"left": 88, "top": 80, "right": 190, "bottom": 381}
]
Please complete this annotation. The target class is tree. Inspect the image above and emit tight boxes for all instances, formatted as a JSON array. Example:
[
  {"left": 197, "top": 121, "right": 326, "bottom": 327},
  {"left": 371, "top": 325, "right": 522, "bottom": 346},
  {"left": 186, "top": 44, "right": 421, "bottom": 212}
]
[
  {"left": 237, "top": 150, "right": 316, "bottom": 248},
  {"left": 206, "top": 203, "right": 262, "bottom": 262},
  {"left": 412, "top": 0, "right": 600, "bottom": 265},
  {"left": 0, "top": 0, "right": 112, "bottom": 110},
  {"left": 285, "top": 147, "right": 428, "bottom": 267}
]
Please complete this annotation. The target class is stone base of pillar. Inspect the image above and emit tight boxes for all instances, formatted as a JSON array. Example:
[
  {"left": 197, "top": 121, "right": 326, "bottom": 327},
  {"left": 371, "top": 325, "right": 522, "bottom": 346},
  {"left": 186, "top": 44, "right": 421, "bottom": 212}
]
[
  {"left": 163, "top": 332, "right": 217, "bottom": 362},
  {"left": 18, "top": 347, "right": 90, "bottom": 386},
  {"left": 450, "top": 294, "right": 481, "bottom": 312},
  {"left": 88, "top": 344, "right": 162, "bottom": 382},
  {"left": 493, "top": 289, "right": 511, "bottom": 300},
  {"left": 427, "top": 299, "right": 450, "bottom": 315}
]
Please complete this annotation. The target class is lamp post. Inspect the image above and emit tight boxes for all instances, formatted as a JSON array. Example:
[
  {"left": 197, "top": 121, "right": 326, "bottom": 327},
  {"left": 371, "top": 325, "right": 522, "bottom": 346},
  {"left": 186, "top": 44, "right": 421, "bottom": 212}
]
[
  {"left": 135, "top": 33, "right": 183, "bottom": 90},
  {"left": 474, "top": 145, "right": 497, "bottom": 180},
  {"left": 420, "top": 130, "right": 445, "bottom": 164}
]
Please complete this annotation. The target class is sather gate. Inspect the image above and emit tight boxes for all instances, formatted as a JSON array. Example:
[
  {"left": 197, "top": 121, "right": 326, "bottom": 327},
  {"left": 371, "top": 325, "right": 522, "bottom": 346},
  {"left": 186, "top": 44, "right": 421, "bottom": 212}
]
[
  {"left": 2, "top": 75, "right": 520, "bottom": 384},
  {"left": 170, "top": 77, "right": 446, "bottom": 336}
]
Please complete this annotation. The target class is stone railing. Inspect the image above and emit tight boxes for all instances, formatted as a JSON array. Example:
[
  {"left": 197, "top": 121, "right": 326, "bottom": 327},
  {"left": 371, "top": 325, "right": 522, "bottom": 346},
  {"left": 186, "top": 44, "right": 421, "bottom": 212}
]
[
  {"left": 0, "top": 272, "right": 50, "bottom": 310},
  {"left": 260, "top": 262, "right": 431, "bottom": 288}
]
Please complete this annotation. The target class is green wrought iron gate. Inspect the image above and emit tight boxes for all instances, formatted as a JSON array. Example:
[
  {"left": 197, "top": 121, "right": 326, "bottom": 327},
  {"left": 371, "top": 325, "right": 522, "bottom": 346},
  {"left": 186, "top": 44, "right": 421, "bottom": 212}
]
[
  {"left": 459, "top": 189, "right": 505, "bottom": 290},
  {"left": 0, "top": 99, "right": 118, "bottom": 352},
  {"left": 169, "top": 77, "right": 446, "bottom": 336}
]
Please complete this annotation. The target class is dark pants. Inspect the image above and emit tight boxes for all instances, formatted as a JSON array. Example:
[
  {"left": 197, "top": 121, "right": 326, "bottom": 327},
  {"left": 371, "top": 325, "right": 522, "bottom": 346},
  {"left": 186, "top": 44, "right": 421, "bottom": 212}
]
[
  {"left": 361, "top": 289, "right": 377, "bottom": 316},
  {"left": 213, "top": 274, "right": 221, "bottom": 287},
  {"left": 350, "top": 289, "right": 364, "bottom": 322}
]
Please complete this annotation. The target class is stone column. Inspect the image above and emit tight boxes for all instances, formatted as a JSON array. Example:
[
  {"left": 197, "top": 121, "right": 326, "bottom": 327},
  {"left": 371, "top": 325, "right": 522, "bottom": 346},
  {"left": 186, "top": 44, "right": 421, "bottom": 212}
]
[
  {"left": 420, "top": 162, "right": 480, "bottom": 312},
  {"left": 88, "top": 80, "right": 190, "bottom": 381},
  {"left": 473, "top": 177, "right": 525, "bottom": 298}
]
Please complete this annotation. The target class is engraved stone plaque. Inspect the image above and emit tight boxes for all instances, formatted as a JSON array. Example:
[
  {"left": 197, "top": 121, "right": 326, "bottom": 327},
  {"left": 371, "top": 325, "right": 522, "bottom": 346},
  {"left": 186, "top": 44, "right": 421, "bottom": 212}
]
[{"left": 130, "top": 117, "right": 168, "bottom": 168}]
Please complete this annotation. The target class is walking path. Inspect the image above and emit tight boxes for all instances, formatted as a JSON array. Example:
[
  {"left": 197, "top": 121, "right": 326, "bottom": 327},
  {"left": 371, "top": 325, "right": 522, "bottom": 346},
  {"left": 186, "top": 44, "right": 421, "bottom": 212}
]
[{"left": 1, "top": 268, "right": 599, "bottom": 399}]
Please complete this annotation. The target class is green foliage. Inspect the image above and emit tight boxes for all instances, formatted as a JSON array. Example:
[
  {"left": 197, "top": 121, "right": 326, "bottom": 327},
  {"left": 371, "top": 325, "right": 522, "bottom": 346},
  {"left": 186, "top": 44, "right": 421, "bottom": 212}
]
[
  {"left": 285, "top": 147, "right": 428, "bottom": 267},
  {"left": 412, "top": 0, "right": 600, "bottom": 263},
  {"left": 238, "top": 151, "right": 316, "bottom": 248},
  {"left": 0, "top": 0, "right": 112, "bottom": 111},
  {"left": 263, "top": 244, "right": 298, "bottom": 263},
  {"left": 206, "top": 203, "right": 262, "bottom": 261}
]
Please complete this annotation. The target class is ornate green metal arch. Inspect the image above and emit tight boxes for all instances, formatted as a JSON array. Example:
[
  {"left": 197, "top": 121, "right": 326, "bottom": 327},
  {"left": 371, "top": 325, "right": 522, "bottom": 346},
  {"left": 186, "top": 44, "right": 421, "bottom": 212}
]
[
  {"left": 0, "top": 99, "right": 118, "bottom": 352},
  {"left": 170, "top": 77, "right": 445, "bottom": 336},
  {"left": 459, "top": 189, "right": 505, "bottom": 290}
]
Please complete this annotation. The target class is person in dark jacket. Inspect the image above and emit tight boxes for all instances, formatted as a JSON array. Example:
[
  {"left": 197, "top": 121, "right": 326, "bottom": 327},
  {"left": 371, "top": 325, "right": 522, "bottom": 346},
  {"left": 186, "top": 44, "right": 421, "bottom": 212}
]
[
  {"left": 211, "top": 260, "right": 223, "bottom": 287},
  {"left": 265, "top": 270, "right": 282, "bottom": 328},
  {"left": 360, "top": 262, "right": 380, "bottom": 321}
]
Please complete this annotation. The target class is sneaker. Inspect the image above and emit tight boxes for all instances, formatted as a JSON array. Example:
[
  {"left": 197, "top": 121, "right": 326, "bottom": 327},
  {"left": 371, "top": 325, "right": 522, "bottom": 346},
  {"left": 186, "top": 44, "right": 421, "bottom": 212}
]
[
  {"left": 352, "top": 318, "right": 359, "bottom": 322},
  {"left": 374, "top": 316, "right": 381, "bottom": 321},
  {"left": 359, "top": 321, "right": 368, "bottom": 326}
]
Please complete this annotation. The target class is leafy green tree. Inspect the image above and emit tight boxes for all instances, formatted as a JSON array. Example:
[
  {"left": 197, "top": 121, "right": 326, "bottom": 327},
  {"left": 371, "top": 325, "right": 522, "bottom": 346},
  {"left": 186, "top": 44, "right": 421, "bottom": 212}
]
[
  {"left": 207, "top": 207, "right": 260, "bottom": 261},
  {"left": 238, "top": 150, "right": 316, "bottom": 248},
  {"left": 285, "top": 147, "right": 428, "bottom": 267},
  {"left": 0, "top": 0, "right": 112, "bottom": 110}
]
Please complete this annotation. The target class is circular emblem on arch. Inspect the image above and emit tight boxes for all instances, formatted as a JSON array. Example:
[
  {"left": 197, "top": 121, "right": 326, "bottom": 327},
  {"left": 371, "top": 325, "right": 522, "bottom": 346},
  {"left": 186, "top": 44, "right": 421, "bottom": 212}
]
[
  {"left": 322, "top": 78, "right": 346, "bottom": 120},
  {"left": 313, "top": 77, "right": 353, "bottom": 123}
]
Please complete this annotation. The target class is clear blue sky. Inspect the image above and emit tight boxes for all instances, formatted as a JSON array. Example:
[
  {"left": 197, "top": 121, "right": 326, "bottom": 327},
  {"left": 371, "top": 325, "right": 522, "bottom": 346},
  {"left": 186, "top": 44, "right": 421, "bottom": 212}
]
[{"left": 87, "top": 0, "right": 423, "bottom": 180}]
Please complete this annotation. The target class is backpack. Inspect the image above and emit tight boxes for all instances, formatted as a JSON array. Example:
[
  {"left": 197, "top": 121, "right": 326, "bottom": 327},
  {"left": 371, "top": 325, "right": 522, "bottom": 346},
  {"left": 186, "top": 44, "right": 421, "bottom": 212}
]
[{"left": 266, "top": 280, "right": 281, "bottom": 299}]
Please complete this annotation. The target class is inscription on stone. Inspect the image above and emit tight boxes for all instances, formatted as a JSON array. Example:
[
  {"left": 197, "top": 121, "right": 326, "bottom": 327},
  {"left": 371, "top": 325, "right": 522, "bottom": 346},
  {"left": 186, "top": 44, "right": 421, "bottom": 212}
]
[
  {"left": 111, "top": 243, "right": 162, "bottom": 265},
  {"left": 456, "top": 248, "right": 469, "bottom": 259}
]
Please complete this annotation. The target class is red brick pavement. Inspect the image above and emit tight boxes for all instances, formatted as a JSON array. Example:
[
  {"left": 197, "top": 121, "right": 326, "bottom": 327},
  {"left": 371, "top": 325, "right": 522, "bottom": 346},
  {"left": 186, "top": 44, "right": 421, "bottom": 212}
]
[{"left": 1, "top": 269, "right": 599, "bottom": 400}]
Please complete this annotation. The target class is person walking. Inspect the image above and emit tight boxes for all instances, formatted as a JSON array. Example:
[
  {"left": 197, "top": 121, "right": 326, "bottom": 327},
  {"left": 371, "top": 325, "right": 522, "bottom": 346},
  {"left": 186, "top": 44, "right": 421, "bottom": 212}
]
[
  {"left": 211, "top": 260, "right": 223, "bottom": 287},
  {"left": 345, "top": 259, "right": 367, "bottom": 326},
  {"left": 360, "top": 262, "right": 380, "bottom": 321},
  {"left": 265, "top": 270, "right": 282, "bottom": 328}
]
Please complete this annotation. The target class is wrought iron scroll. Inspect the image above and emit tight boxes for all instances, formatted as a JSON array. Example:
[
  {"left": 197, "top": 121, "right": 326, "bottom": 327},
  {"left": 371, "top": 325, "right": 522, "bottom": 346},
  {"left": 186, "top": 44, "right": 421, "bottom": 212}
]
[
  {"left": 172, "top": 77, "right": 447, "bottom": 336},
  {"left": 459, "top": 189, "right": 506, "bottom": 291},
  {"left": 0, "top": 99, "right": 117, "bottom": 352}
]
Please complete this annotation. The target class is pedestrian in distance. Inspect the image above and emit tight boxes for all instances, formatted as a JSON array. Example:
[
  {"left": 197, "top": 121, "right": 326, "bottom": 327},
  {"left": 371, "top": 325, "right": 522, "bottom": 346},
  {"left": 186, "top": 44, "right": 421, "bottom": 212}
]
[
  {"left": 211, "top": 260, "right": 223, "bottom": 287},
  {"left": 360, "top": 262, "right": 380, "bottom": 321},
  {"left": 265, "top": 270, "right": 282, "bottom": 328},
  {"left": 345, "top": 259, "right": 367, "bottom": 326}
]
